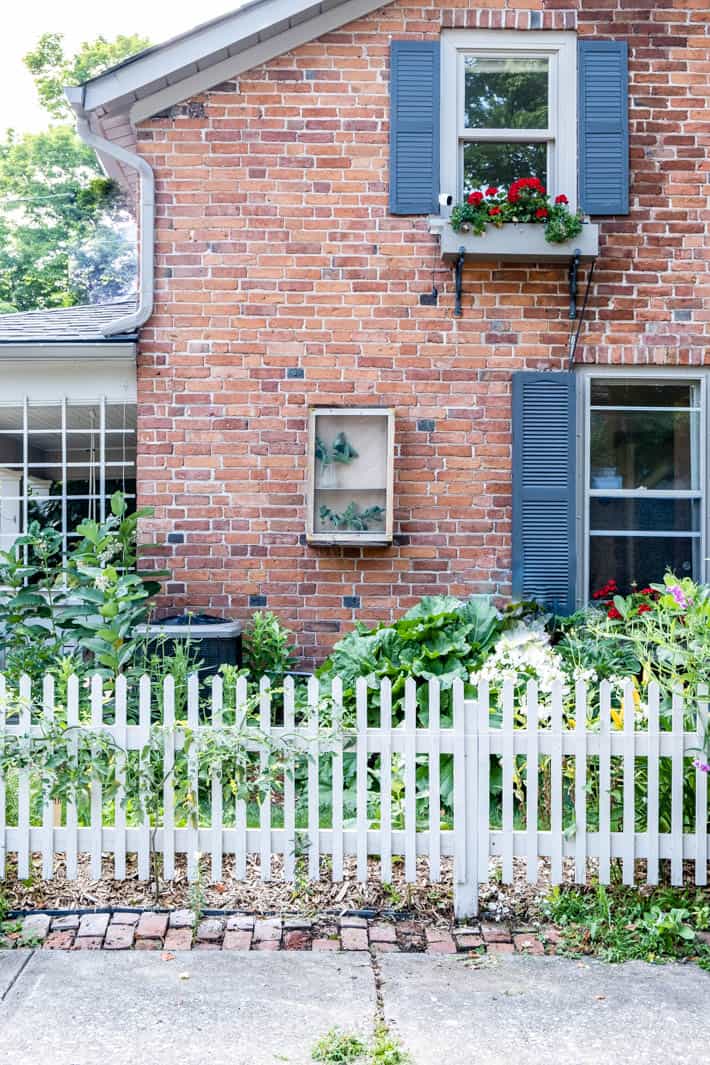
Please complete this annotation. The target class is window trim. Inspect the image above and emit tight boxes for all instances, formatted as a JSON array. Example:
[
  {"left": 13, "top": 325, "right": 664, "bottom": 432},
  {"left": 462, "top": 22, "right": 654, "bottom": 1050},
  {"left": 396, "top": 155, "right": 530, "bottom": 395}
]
[
  {"left": 575, "top": 366, "right": 708, "bottom": 606},
  {"left": 440, "top": 30, "right": 578, "bottom": 212}
]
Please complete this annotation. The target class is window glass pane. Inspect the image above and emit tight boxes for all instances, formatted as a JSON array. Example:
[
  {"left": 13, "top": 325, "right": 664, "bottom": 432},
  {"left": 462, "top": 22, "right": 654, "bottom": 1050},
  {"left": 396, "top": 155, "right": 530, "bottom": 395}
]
[
  {"left": 591, "top": 381, "right": 696, "bottom": 408},
  {"left": 27, "top": 405, "right": 61, "bottom": 430},
  {"left": 590, "top": 410, "right": 698, "bottom": 490},
  {"left": 590, "top": 498, "right": 700, "bottom": 533},
  {"left": 27, "top": 432, "right": 62, "bottom": 464},
  {"left": 106, "top": 403, "right": 136, "bottom": 430},
  {"left": 463, "top": 142, "right": 547, "bottom": 195},
  {"left": 0, "top": 407, "right": 23, "bottom": 431},
  {"left": 66, "top": 403, "right": 100, "bottom": 430},
  {"left": 464, "top": 56, "right": 548, "bottom": 130},
  {"left": 589, "top": 535, "right": 697, "bottom": 595}
]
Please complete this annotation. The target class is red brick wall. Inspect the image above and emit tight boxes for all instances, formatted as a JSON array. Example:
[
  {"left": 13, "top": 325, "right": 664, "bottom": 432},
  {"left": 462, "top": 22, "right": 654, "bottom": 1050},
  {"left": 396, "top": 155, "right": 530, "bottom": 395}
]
[{"left": 136, "top": 0, "right": 710, "bottom": 665}]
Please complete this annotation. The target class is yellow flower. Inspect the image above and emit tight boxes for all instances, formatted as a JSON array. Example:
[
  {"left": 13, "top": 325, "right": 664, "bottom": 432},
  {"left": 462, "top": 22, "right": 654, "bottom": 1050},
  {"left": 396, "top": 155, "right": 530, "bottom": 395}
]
[{"left": 611, "top": 708, "right": 624, "bottom": 731}]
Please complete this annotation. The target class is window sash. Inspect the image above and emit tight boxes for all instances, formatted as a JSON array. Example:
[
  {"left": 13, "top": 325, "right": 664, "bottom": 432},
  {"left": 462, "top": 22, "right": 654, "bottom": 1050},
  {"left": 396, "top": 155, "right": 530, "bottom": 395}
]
[{"left": 581, "top": 372, "right": 708, "bottom": 599}]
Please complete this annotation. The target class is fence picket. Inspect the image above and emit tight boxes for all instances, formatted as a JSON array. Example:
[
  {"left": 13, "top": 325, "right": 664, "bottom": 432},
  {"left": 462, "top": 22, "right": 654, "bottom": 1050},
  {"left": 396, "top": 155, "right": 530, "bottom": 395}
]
[
  {"left": 525, "top": 682, "right": 539, "bottom": 884},
  {"left": 41, "top": 674, "right": 55, "bottom": 880},
  {"left": 696, "top": 686, "right": 708, "bottom": 886},
  {"left": 404, "top": 678, "right": 417, "bottom": 883},
  {"left": 114, "top": 674, "right": 128, "bottom": 881},
  {"left": 646, "top": 682, "right": 660, "bottom": 886},
  {"left": 283, "top": 675, "right": 296, "bottom": 882},
  {"left": 307, "top": 675, "right": 320, "bottom": 881},
  {"left": 89, "top": 674, "right": 104, "bottom": 879},
  {"left": 17, "top": 674, "right": 31, "bottom": 880},
  {"left": 137, "top": 674, "right": 152, "bottom": 881},
  {"left": 549, "top": 680, "right": 563, "bottom": 886},
  {"left": 259, "top": 676, "right": 272, "bottom": 882},
  {"left": 379, "top": 677, "right": 393, "bottom": 884},
  {"left": 235, "top": 675, "right": 248, "bottom": 880},
  {"left": 427, "top": 677, "right": 441, "bottom": 883},
  {"left": 477, "top": 680, "right": 490, "bottom": 884},
  {"left": 0, "top": 676, "right": 5, "bottom": 880},
  {"left": 355, "top": 677, "right": 368, "bottom": 883},
  {"left": 65, "top": 674, "right": 79, "bottom": 880},
  {"left": 162, "top": 675, "right": 176, "bottom": 881},
  {"left": 453, "top": 676, "right": 466, "bottom": 899},
  {"left": 671, "top": 688, "right": 684, "bottom": 886},
  {"left": 501, "top": 678, "right": 514, "bottom": 883},
  {"left": 622, "top": 680, "right": 636, "bottom": 885},
  {"left": 574, "top": 680, "right": 587, "bottom": 885},
  {"left": 211, "top": 675, "right": 224, "bottom": 884},
  {"left": 330, "top": 676, "right": 344, "bottom": 882},
  {"left": 598, "top": 680, "right": 612, "bottom": 884}
]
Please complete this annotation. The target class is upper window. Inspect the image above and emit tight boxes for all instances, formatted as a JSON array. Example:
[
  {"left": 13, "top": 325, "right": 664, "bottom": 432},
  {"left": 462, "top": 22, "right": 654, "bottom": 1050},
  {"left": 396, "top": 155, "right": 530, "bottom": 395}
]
[
  {"left": 441, "top": 31, "right": 577, "bottom": 209},
  {"left": 583, "top": 375, "right": 705, "bottom": 597}
]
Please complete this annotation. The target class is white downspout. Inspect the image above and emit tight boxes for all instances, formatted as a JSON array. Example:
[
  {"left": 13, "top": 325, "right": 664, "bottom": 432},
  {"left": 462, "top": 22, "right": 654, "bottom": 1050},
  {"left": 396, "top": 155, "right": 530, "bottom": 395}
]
[{"left": 66, "top": 88, "right": 155, "bottom": 337}]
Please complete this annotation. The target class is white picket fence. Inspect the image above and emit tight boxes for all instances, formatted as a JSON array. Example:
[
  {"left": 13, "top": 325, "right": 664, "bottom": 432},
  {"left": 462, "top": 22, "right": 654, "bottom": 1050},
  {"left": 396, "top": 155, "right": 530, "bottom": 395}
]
[{"left": 0, "top": 673, "right": 708, "bottom": 918}]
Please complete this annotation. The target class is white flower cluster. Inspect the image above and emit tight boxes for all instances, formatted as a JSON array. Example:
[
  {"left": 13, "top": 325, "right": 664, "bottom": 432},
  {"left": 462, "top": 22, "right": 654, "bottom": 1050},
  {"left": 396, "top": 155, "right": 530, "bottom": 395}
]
[{"left": 471, "top": 621, "right": 568, "bottom": 696}]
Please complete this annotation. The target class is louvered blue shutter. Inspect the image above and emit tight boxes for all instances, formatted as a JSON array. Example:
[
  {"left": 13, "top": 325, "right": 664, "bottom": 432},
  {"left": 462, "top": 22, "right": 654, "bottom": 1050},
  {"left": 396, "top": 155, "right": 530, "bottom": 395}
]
[
  {"left": 578, "top": 40, "right": 629, "bottom": 215},
  {"left": 389, "top": 40, "right": 440, "bottom": 215},
  {"left": 512, "top": 372, "right": 577, "bottom": 614}
]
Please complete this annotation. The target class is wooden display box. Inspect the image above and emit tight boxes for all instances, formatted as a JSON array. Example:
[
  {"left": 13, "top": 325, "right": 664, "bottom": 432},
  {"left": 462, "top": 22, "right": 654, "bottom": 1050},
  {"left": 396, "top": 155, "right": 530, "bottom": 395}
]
[{"left": 306, "top": 407, "right": 394, "bottom": 545}]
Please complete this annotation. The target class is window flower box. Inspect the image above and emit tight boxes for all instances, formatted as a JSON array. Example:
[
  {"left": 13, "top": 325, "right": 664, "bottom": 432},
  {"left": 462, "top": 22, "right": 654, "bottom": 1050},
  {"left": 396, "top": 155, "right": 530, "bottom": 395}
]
[{"left": 429, "top": 216, "right": 599, "bottom": 263}]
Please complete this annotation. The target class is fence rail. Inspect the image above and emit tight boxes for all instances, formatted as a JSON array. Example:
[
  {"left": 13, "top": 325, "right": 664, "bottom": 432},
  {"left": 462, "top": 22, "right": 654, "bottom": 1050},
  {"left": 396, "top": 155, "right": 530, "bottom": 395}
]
[{"left": 0, "top": 672, "right": 708, "bottom": 917}]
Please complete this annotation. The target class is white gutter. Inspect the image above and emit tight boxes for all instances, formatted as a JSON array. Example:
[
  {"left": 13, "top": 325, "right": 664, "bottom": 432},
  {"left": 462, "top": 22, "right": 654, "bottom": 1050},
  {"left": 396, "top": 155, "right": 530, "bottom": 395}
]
[{"left": 66, "top": 87, "right": 155, "bottom": 338}]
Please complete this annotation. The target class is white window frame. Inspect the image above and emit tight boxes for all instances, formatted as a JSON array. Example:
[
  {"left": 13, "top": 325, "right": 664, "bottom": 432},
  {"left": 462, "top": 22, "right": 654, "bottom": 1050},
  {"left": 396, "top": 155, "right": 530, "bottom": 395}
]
[
  {"left": 576, "top": 366, "right": 708, "bottom": 605},
  {"left": 440, "top": 30, "right": 578, "bottom": 212}
]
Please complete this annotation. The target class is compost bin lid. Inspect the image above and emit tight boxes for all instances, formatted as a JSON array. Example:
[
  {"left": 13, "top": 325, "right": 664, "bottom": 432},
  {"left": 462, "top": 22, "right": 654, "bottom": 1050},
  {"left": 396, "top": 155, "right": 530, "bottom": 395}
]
[{"left": 137, "top": 614, "right": 242, "bottom": 637}]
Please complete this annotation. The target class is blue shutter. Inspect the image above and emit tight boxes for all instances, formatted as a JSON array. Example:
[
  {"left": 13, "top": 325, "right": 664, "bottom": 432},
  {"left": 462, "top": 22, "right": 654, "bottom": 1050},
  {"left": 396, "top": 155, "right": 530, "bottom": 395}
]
[
  {"left": 389, "top": 40, "right": 440, "bottom": 215},
  {"left": 512, "top": 372, "right": 577, "bottom": 614},
  {"left": 578, "top": 40, "right": 629, "bottom": 215}
]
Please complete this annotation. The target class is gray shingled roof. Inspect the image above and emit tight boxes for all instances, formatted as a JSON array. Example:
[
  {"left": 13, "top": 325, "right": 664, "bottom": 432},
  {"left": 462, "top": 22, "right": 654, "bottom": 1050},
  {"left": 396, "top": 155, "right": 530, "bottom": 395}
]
[{"left": 0, "top": 300, "right": 138, "bottom": 344}]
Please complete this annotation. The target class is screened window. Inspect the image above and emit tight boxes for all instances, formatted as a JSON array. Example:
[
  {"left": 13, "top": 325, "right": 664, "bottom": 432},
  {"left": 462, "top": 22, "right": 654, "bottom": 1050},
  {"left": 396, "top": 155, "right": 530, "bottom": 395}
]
[
  {"left": 0, "top": 398, "right": 136, "bottom": 556},
  {"left": 585, "top": 378, "right": 704, "bottom": 596},
  {"left": 440, "top": 31, "right": 577, "bottom": 208}
]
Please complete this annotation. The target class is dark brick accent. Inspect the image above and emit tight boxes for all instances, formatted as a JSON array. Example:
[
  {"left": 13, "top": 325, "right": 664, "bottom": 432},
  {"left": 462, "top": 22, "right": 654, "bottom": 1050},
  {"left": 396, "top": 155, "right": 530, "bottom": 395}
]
[{"left": 249, "top": 595, "right": 267, "bottom": 607}]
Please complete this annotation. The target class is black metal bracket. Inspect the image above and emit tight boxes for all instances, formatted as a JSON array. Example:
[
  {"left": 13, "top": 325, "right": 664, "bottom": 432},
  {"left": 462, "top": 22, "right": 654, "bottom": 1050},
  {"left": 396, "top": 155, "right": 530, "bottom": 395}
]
[
  {"left": 453, "top": 247, "right": 466, "bottom": 317},
  {"left": 568, "top": 248, "right": 581, "bottom": 320}
]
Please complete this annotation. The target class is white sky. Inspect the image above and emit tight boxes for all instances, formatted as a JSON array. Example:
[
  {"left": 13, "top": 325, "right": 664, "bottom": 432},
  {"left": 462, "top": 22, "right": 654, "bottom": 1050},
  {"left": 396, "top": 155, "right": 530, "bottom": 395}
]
[{"left": 0, "top": 2, "right": 238, "bottom": 135}]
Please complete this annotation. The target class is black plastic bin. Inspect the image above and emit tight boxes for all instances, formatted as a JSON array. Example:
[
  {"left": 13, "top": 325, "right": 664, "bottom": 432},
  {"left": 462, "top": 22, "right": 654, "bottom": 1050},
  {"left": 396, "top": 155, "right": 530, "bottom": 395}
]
[{"left": 139, "top": 614, "right": 242, "bottom": 677}]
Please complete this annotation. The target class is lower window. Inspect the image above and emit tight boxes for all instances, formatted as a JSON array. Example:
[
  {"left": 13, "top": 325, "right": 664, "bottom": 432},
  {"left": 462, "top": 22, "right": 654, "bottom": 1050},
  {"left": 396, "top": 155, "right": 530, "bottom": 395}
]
[
  {"left": 584, "top": 375, "right": 705, "bottom": 596},
  {"left": 0, "top": 397, "right": 136, "bottom": 555}
]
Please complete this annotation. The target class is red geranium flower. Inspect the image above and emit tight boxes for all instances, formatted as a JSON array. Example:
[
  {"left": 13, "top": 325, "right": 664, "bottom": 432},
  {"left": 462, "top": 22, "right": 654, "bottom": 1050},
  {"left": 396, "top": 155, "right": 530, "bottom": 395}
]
[
  {"left": 535, "top": 208, "right": 548, "bottom": 219},
  {"left": 467, "top": 190, "right": 484, "bottom": 205},
  {"left": 486, "top": 186, "right": 499, "bottom": 197},
  {"left": 489, "top": 206, "right": 501, "bottom": 216},
  {"left": 640, "top": 587, "right": 654, "bottom": 596},
  {"left": 637, "top": 604, "right": 652, "bottom": 614},
  {"left": 555, "top": 194, "right": 569, "bottom": 205},
  {"left": 607, "top": 606, "right": 622, "bottom": 620}
]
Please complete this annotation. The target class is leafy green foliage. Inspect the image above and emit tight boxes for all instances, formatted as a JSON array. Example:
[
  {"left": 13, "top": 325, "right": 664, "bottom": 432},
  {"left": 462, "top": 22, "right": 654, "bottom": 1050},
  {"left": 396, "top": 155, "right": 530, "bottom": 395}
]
[
  {"left": 242, "top": 611, "right": 297, "bottom": 679},
  {"left": 312, "top": 1030, "right": 367, "bottom": 1063},
  {"left": 315, "top": 432, "right": 358, "bottom": 466},
  {"left": 318, "top": 595, "right": 501, "bottom": 721},
  {"left": 450, "top": 180, "right": 582, "bottom": 245},
  {"left": 319, "top": 503, "right": 385, "bottom": 531},
  {"left": 544, "top": 884, "right": 710, "bottom": 967},
  {"left": 23, "top": 32, "right": 151, "bottom": 121},
  {"left": 0, "top": 32, "right": 149, "bottom": 312}
]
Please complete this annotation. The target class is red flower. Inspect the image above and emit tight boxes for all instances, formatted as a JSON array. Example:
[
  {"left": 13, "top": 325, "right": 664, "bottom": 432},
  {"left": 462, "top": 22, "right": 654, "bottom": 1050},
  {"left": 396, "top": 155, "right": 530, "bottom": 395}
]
[
  {"left": 637, "top": 604, "right": 652, "bottom": 614},
  {"left": 555, "top": 194, "right": 569, "bottom": 205},
  {"left": 607, "top": 606, "right": 622, "bottom": 620},
  {"left": 535, "top": 207, "right": 548, "bottom": 219},
  {"left": 486, "top": 186, "right": 499, "bottom": 197},
  {"left": 489, "top": 206, "right": 501, "bottom": 216},
  {"left": 640, "top": 587, "right": 654, "bottom": 596},
  {"left": 467, "top": 190, "right": 484, "bottom": 205}
]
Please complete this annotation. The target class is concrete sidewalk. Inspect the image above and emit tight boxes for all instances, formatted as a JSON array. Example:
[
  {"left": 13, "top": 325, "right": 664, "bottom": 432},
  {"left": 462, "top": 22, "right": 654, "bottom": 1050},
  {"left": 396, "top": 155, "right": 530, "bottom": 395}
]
[{"left": 1, "top": 949, "right": 708, "bottom": 1065}]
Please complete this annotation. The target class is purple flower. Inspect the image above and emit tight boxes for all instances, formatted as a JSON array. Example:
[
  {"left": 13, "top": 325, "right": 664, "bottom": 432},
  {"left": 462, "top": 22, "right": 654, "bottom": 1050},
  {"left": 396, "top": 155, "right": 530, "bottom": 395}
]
[
  {"left": 692, "top": 758, "right": 710, "bottom": 774},
  {"left": 668, "top": 584, "right": 689, "bottom": 609}
]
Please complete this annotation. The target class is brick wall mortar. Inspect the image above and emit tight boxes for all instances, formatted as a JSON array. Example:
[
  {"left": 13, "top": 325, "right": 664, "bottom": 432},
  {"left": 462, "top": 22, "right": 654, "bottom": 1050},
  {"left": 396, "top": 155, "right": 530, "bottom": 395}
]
[{"left": 135, "top": 0, "right": 710, "bottom": 663}]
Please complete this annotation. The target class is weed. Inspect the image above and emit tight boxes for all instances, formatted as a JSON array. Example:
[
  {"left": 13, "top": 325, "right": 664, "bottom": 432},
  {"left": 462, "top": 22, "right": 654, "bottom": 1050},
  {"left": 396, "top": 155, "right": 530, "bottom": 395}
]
[
  {"left": 311, "top": 1029, "right": 367, "bottom": 1063},
  {"left": 544, "top": 884, "right": 710, "bottom": 966},
  {"left": 369, "top": 1025, "right": 410, "bottom": 1065}
]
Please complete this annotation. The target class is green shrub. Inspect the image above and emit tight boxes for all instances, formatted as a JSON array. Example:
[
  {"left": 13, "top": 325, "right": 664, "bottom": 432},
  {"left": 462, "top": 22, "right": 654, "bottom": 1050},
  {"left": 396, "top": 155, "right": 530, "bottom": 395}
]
[{"left": 242, "top": 610, "right": 297, "bottom": 679}]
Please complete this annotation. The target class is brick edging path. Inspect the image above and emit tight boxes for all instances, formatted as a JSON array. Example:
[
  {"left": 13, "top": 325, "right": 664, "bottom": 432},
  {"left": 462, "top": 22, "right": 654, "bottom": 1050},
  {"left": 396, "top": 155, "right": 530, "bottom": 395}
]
[{"left": 9, "top": 912, "right": 564, "bottom": 955}]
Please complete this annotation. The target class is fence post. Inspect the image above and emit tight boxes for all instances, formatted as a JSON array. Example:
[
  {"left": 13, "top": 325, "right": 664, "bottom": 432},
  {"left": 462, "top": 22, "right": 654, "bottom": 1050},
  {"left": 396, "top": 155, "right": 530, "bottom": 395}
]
[{"left": 453, "top": 678, "right": 478, "bottom": 919}]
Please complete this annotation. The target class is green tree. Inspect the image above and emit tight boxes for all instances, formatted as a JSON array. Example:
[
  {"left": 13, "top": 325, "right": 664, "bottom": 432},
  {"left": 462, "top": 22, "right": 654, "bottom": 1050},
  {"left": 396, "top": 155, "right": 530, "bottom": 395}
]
[
  {"left": 24, "top": 32, "right": 150, "bottom": 121},
  {"left": 0, "top": 32, "right": 150, "bottom": 313}
]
